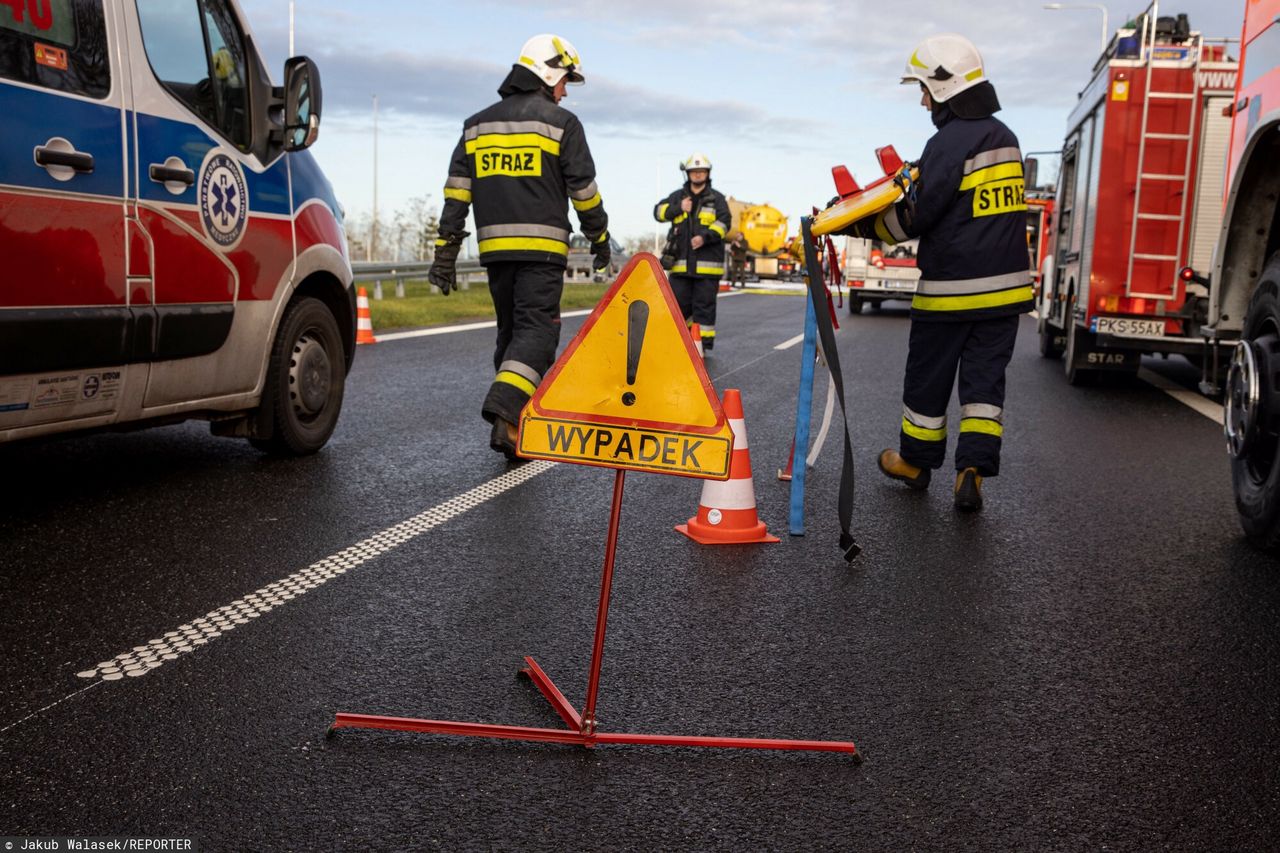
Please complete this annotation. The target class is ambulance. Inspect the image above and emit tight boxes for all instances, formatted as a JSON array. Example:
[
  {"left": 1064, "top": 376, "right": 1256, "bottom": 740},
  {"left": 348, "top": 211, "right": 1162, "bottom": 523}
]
[{"left": 0, "top": 0, "right": 354, "bottom": 455}]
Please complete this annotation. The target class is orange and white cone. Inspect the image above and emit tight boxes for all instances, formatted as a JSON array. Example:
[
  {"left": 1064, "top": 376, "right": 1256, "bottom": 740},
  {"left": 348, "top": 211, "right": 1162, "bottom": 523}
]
[
  {"left": 676, "top": 388, "right": 779, "bottom": 544},
  {"left": 356, "top": 286, "right": 377, "bottom": 345},
  {"left": 690, "top": 322, "right": 704, "bottom": 359}
]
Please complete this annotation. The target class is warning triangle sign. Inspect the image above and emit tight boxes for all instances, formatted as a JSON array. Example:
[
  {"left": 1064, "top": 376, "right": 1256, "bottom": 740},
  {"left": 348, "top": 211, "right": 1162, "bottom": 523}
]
[{"left": 518, "top": 253, "right": 733, "bottom": 479}]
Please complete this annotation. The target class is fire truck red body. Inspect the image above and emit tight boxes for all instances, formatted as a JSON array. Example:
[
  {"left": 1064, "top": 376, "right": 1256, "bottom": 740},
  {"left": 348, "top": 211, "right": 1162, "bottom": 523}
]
[
  {"left": 1038, "top": 4, "right": 1239, "bottom": 383},
  {"left": 1218, "top": 0, "right": 1280, "bottom": 550}
]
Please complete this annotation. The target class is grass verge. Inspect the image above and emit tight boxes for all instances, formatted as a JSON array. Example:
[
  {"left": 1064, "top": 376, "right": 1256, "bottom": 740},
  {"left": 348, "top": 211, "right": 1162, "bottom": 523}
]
[{"left": 362, "top": 278, "right": 611, "bottom": 332}]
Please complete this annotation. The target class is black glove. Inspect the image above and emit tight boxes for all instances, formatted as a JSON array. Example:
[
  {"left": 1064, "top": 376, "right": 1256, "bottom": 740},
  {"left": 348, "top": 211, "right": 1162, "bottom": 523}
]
[
  {"left": 428, "top": 232, "right": 467, "bottom": 294},
  {"left": 590, "top": 236, "right": 611, "bottom": 271}
]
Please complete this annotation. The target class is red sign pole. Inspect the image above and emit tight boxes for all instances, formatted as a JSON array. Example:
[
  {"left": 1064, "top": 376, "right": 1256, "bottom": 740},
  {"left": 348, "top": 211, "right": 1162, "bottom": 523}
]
[{"left": 329, "top": 465, "right": 860, "bottom": 759}]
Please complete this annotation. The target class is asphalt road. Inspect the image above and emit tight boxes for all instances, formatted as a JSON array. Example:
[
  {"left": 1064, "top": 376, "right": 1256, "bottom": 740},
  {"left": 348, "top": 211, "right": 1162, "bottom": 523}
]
[{"left": 2, "top": 289, "right": 1278, "bottom": 851}]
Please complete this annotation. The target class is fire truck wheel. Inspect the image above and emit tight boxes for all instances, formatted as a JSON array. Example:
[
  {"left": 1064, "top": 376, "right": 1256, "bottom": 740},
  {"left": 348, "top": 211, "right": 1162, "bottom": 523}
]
[
  {"left": 252, "top": 296, "right": 346, "bottom": 456},
  {"left": 849, "top": 295, "right": 864, "bottom": 315},
  {"left": 1063, "top": 296, "right": 1097, "bottom": 386},
  {"left": 1038, "top": 314, "right": 1065, "bottom": 360},
  {"left": 1229, "top": 261, "right": 1280, "bottom": 551}
]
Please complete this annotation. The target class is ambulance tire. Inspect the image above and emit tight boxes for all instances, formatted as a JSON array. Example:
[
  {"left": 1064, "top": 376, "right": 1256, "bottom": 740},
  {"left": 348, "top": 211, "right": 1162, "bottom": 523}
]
[
  {"left": 1230, "top": 261, "right": 1280, "bottom": 552},
  {"left": 252, "top": 296, "right": 346, "bottom": 456}
]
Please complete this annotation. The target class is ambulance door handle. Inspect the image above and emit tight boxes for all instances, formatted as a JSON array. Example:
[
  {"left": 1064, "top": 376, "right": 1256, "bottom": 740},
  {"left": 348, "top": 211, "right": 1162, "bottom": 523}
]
[
  {"left": 34, "top": 144, "right": 94, "bottom": 174},
  {"left": 148, "top": 164, "right": 195, "bottom": 186}
]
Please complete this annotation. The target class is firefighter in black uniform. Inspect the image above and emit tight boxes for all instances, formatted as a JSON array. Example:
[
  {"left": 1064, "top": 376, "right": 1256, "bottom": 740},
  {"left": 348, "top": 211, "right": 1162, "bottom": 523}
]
[
  {"left": 654, "top": 154, "right": 731, "bottom": 351},
  {"left": 428, "top": 34, "right": 610, "bottom": 460},
  {"left": 847, "top": 34, "right": 1032, "bottom": 511}
]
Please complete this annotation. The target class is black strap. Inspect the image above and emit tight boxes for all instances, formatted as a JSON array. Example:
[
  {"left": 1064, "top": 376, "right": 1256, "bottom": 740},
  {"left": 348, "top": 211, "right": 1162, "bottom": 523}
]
[{"left": 800, "top": 217, "right": 861, "bottom": 561}]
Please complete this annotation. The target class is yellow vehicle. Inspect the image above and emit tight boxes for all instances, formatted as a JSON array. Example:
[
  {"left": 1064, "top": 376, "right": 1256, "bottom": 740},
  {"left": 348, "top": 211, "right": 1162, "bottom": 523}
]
[{"left": 725, "top": 198, "right": 799, "bottom": 279}]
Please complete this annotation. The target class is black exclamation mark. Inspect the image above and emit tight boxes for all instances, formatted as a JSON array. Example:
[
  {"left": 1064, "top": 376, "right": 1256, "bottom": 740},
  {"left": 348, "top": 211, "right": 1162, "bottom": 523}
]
[{"left": 623, "top": 300, "right": 648, "bottom": 406}]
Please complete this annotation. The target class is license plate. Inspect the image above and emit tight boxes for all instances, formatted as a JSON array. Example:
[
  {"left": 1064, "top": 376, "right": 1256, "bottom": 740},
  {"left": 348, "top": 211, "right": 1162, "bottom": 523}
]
[
  {"left": 1095, "top": 316, "right": 1166, "bottom": 338},
  {"left": 879, "top": 278, "right": 916, "bottom": 290}
]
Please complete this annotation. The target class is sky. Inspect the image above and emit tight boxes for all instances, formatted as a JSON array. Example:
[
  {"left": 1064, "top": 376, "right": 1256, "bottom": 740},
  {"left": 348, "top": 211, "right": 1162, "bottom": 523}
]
[{"left": 240, "top": 0, "right": 1248, "bottom": 252}]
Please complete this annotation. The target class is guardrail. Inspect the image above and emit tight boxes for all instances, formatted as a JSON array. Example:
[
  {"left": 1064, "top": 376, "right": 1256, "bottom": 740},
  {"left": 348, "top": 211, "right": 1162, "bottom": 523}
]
[
  {"left": 352, "top": 251, "right": 627, "bottom": 298},
  {"left": 351, "top": 259, "right": 485, "bottom": 297}
]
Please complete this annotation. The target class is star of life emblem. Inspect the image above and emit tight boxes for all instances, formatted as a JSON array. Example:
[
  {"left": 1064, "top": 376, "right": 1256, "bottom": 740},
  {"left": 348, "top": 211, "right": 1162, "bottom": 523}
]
[{"left": 199, "top": 152, "right": 249, "bottom": 249}]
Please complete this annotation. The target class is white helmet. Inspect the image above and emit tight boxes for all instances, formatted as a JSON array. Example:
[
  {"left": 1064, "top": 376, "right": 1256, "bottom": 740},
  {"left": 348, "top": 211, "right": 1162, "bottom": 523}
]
[
  {"left": 901, "top": 34, "right": 986, "bottom": 103},
  {"left": 681, "top": 152, "right": 712, "bottom": 173},
  {"left": 518, "top": 34, "right": 584, "bottom": 87}
]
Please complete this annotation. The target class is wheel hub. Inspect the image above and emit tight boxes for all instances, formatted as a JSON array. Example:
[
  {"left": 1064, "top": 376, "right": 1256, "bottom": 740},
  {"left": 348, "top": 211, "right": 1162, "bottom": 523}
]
[
  {"left": 1225, "top": 340, "right": 1260, "bottom": 458},
  {"left": 290, "top": 332, "right": 331, "bottom": 419}
]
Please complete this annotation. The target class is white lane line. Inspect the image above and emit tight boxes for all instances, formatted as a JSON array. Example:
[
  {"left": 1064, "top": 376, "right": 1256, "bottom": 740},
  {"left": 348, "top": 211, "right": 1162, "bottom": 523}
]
[
  {"left": 0, "top": 681, "right": 102, "bottom": 736},
  {"left": 1138, "top": 367, "right": 1224, "bottom": 425},
  {"left": 775, "top": 333, "right": 805, "bottom": 350},
  {"left": 376, "top": 308, "right": 593, "bottom": 342},
  {"left": 72, "top": 460, "right": 556, "bottom": 684}
]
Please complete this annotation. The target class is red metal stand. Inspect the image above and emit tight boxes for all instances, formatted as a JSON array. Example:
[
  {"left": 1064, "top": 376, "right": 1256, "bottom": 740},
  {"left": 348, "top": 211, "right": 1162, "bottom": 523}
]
[{"left": 330, "top": 469, "right": 860, "bottom": 759}]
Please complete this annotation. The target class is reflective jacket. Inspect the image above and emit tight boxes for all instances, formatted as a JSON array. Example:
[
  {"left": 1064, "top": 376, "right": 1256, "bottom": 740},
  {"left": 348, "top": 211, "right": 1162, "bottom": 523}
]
[
  {"left": 438, "top": 67, "right": 608, "bottom": 267},
  {"left": 874, "top": 104, "right": 1033, "bottom": 321},
  {"left": 654, "top": 181, "right": 731, "bottom": 278}
]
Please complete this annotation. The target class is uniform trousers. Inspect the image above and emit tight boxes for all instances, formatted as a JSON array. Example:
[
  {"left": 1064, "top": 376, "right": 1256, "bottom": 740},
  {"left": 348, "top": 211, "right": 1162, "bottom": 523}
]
[{"left": 481, "top": 261, "right": 564, "bottom": 425}]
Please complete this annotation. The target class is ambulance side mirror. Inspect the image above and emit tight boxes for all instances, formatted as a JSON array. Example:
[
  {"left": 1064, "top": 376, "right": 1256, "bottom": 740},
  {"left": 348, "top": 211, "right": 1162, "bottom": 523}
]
[{"left": 283, "top": 56, "right": 323, "bottom": 152}]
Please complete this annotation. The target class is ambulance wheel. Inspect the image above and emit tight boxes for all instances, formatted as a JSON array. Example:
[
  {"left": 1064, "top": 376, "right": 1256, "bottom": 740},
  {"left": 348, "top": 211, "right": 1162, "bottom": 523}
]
[
  {"left": 252, "top": 296, "right": 347, "bottom": 456},
  {"left": 1228, "top": 259, "right": 1280, "bottom": 552}
]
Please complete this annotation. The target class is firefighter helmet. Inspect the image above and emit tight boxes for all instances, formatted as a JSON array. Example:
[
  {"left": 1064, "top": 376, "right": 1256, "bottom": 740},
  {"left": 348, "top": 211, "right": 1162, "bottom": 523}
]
[
  {"left": 518, "top": 34, "right": 584, "bottom": 87},
  {"left": 901, "top": 34, "right": 986, "bottom": 103},
  {"left": 681, "top": 152, "right": 712, "bottom": 173}
]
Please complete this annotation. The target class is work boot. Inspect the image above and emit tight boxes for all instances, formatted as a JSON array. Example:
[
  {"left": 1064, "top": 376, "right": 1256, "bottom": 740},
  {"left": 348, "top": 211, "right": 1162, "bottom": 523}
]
[
  {"left": 877, "top": 449, "right": 930, "bottom": 490},
  {"left": 954, "top": 468, "right": 984, "bottom": 512},
  {"left": 489, "top": 417, "right": 520, "bottom": 461}
]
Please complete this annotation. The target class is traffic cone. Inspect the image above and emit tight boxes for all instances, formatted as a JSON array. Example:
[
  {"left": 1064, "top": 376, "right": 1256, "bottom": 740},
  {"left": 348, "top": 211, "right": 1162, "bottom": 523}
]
[
  {"left": 676, "top": 388, "right": 779, "bottom": 544},
  {"left": 690, "top": 323, "right": 704, "bottom": 359},
  {"left": 356, "top": 286, "right": 377, "bottom": 345}
]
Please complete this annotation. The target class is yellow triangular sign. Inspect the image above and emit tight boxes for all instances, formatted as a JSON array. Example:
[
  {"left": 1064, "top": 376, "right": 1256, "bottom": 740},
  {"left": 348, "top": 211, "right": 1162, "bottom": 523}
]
[{"left": 518, "top": 253, "right": 733, "bottom": 479}]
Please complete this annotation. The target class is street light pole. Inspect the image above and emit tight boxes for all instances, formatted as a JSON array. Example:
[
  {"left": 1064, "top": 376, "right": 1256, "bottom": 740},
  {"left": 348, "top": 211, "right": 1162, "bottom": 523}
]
[
  {"left": 1043, "top": 3, "right": 1109, "bottom": 56},
  {"left": 288, "top": 0, "right": 294, "bottom": 56},
  {"left": 370, "top": 93, "right": 378, "bottom": 262}
]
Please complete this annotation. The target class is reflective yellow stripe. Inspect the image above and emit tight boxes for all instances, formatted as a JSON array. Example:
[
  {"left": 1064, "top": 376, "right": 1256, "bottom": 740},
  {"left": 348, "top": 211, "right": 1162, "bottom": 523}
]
[
  {"left": 698, "top": 266, "right": 725, "bottom": 275},
  {"left": 478, "top": 237, "right": 569, "bottom": 255},
  {"left": 874, "top": 212, "right": 894, "bottom": 244},
  {"left": 673, "top": 213, "right": 688, "bottom": 224},
  {"left": 465, "top": 133, "right": 560, "bottom": 156},
  {"left": 958, "top": 162, "right": 1023, "bottom": 191},
  {"left": 964, "top": 67, "right": 984, "bottom": 82},
  {"left": 496, "top": 370, "right": 537, "bottom": 396},
  {"left": 434, "top": 238, "right": 447, "bottom": 246},
  {"left": 902, "top": 419, "right": 946, "bottom": 442},
  {"left": 593, "top": 230, "right": 608, "bottom": 244},
  {"left": 572, "top": 192, "right": 602, "bottom": 211},
  {"left": 443, "top": 187, "right": 472, "bottom": 203},
  {"left": 671, "top": 262, "right": 687, "bottom": 273},
  {"left": 708, "top": 222, "right": 726, "bottom": 238},
  {"left": 960, "top": 418, "right": 1003, "bottom": 437},
  {"left": 698, "top": 210, "right": 715, "bottom": 225},
  {"left": 912, "top": 285, "right": 1034, "bottom": 312},
  {"left": 657, "top": 203, "right": 670, "bottom": 220}
]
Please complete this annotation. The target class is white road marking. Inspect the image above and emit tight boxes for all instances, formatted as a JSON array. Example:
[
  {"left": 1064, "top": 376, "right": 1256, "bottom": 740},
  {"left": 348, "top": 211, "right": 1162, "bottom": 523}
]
[
  {"left": 775, "top": 333, "right": 805, "bottom": 350},
  {"left": 375, "top": 309, "right": 593, "bottom": 342},
  {"left": 1138, "top": 367, "right": 1225, "bottom": 425},
  {"left": 0, "top": 681, "right": 102, "bottom": 736},
  {"left": 72, "top": 460, "right": 556, "bottom": 684}
]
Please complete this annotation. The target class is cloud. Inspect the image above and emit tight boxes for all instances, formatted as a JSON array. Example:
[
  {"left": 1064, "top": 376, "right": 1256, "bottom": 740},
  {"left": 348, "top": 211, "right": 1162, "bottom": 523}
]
[{"left": 296, "top": 42, "right": 823, "bottom": 142}]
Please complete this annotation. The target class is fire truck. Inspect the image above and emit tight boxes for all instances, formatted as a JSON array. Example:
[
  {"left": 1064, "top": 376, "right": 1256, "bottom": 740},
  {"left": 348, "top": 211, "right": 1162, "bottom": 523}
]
[
  {"left": 841, "top": 237, "right": 919, "bottom": 313},
  {"left": 1214, "top": 0, "right": 1280, "bottom": 550},
  {"left": 1037, "top": 3, "right": 1239, "bottom": 384},
  {"left": 0, "top": 0, "right": 355, "bottom": 455}
]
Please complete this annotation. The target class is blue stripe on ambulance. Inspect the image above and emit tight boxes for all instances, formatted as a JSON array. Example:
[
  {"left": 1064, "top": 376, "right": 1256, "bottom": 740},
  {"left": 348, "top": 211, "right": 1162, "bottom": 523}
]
[
  {"left": 132, "top": 112, "right": 291, "bottom": 215},
  {"left": 0, "top": 83, "right": 124, "bottom": 199}
]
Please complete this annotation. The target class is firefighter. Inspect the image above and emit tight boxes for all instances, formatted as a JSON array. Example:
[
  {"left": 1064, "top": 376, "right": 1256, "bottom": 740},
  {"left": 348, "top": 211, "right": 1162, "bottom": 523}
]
[
  {"left": 428, "top": 34, "right": 610, "bottom": 460},
  {"left": 728, "top": 232, "right": 749, "bottom": 289},
  {"left": 847, "top": 34, "right": 1033, "bottom": 511},
  {"left": 654, "top": 154, "right": 731, "bottom": 351}
]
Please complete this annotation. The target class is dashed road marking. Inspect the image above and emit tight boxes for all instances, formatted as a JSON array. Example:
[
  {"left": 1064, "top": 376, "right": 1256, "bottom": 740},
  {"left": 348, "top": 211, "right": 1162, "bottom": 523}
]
[
  {"left": 775, "top": 333, "right": 805, "bottom": 350},
  {"left": 72, "top": 460, "right": 556, "bottom": 684}
]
